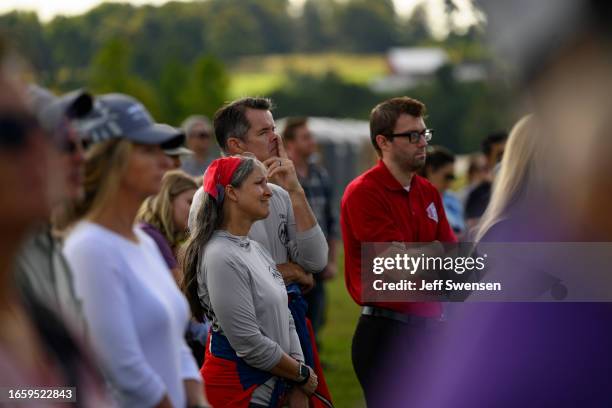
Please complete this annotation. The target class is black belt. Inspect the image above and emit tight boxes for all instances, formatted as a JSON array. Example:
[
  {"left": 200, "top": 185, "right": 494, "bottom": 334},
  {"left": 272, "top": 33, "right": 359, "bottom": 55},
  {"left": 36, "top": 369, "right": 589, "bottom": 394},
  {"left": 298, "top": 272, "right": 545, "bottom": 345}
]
[{"left": 362, "top": 306, "right": 445, "bottom": 327}]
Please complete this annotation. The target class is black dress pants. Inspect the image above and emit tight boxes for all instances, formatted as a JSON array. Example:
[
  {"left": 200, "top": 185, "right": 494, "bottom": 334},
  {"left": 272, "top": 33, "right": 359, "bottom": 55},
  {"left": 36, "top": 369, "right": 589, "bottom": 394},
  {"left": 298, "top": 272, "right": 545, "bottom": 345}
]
[{"left": 352, "top": 314, "right": 440, "bottom": 407}]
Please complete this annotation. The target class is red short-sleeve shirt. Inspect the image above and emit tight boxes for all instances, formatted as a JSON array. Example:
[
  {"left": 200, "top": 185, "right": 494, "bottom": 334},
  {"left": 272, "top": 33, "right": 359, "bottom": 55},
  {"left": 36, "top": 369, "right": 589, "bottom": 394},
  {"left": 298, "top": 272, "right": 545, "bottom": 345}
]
[{"left": 341, "top": 160, "right": 457, "bottom": 317}]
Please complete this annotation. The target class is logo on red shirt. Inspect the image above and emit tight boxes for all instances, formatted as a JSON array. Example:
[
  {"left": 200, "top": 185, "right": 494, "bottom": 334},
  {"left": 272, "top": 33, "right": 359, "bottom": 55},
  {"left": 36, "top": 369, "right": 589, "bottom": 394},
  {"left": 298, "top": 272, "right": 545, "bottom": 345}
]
[{"left": 426, "top": 202, "right": 438, "bottom": 223}]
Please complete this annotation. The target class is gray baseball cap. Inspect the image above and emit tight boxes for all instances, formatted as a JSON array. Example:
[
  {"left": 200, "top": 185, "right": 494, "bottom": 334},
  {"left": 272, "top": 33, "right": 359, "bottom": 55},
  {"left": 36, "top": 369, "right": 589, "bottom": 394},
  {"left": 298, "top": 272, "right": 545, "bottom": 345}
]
[
  {"left": 77, "top": 93, "right": 184, "bottom": 149},
  {"left": 27, "top": 85, "right": 94, "bottom": 133}
]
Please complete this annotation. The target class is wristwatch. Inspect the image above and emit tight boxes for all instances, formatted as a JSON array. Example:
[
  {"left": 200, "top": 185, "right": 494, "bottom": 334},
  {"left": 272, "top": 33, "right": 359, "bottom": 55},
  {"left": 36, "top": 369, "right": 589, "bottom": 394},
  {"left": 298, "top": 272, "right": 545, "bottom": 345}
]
[{"left": 296, "top": 362, "right": 311, "bottom": 385}]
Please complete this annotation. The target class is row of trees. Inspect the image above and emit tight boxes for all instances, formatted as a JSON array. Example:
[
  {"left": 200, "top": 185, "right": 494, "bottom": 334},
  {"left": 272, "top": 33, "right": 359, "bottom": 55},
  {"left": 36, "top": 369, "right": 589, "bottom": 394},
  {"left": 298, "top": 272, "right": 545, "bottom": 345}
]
[
  {"left": 0, "top": 0, "right": 513, "bottom": 152},
  {"left": 0, "top": 0, "right": 481, "bottom": 86}
]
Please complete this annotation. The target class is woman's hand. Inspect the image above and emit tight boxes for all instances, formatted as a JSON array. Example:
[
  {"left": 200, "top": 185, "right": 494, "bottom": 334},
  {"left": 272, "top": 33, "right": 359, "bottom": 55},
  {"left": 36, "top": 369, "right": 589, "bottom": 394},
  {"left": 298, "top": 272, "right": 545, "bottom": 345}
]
[
  {"left": 276, "top": 262, "right": 315, "bottom": 292},
  {"left": 300, "top": 366, "right": 318, "bottom": 395},
  {"left": 296, "top": 270, "right": 315, "bottom": 294}
]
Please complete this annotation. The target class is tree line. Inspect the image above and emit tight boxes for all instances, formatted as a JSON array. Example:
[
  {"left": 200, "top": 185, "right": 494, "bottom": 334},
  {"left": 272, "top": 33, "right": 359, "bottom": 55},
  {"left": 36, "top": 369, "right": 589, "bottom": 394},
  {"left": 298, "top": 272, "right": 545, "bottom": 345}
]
[{"left": 0, "top": 0, "right": 514, "bottom": 152}]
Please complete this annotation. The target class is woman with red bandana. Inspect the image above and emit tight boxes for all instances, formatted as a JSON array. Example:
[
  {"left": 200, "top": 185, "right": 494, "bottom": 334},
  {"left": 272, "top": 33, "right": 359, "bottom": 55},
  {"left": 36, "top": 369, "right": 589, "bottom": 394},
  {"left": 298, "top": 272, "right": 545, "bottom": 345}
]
[{"left": 182, "top": 155, "right": 319, "bottom": 407}]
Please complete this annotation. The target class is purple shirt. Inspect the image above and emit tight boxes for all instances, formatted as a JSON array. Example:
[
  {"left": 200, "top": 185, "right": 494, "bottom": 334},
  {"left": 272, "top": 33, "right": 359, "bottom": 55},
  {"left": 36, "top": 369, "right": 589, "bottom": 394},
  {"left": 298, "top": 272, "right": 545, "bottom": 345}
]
[{"left": 139, "top": 222, "right": 178, "bottom": 269}]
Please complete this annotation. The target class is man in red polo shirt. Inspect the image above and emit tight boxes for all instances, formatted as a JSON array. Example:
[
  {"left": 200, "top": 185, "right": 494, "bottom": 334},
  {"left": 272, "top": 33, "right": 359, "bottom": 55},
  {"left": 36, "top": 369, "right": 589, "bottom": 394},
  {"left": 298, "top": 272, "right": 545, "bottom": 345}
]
[{"left": 341, "top": 96, "right": 456, "bottom": 405}]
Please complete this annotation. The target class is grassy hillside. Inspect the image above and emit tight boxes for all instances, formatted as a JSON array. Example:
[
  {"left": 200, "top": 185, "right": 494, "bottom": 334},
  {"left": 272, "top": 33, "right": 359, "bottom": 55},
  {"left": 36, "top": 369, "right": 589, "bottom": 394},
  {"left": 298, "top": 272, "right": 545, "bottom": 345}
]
[{"left": 228, "top": 53, "right": 387, "bottom": 98}]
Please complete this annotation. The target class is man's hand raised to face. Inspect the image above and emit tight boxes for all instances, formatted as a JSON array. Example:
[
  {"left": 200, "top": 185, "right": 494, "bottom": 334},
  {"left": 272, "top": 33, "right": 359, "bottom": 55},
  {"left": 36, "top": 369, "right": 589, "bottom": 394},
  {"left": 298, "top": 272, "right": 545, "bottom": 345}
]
[{"left": 264, "top": 133, "right": 303, "bottom": 194}]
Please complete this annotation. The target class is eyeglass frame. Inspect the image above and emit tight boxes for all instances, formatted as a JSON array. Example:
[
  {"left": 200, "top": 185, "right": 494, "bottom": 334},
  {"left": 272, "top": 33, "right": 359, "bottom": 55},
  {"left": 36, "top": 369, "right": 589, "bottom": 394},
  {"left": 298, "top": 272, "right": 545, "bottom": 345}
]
[{"left": 386, "top": 128, "right": 434, "bottom": 144}]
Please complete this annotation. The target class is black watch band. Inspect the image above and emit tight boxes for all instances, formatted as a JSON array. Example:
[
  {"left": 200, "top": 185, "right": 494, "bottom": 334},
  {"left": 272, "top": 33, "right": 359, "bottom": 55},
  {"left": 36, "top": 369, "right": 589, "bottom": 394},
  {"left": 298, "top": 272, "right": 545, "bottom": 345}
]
[{"left": 296, "top": 363, "right": 310, "bottom": 385}]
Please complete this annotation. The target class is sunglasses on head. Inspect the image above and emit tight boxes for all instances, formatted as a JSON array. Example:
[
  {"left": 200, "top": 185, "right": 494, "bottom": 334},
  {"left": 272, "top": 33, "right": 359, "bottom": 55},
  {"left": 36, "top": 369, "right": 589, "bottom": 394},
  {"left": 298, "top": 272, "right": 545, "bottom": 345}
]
[{"left": 0, "top": 112, "right": 86, "bottom": 155}]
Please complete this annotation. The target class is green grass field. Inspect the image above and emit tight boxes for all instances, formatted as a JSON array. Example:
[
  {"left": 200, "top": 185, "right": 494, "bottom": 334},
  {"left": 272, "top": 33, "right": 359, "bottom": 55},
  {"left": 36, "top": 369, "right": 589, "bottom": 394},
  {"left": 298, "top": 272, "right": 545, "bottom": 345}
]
[
  {"left": 318, "top": 249, "right": 366, "bottom": 408},
  {"left": 228, "top": 53, "right": 387, "bottom": 99}
]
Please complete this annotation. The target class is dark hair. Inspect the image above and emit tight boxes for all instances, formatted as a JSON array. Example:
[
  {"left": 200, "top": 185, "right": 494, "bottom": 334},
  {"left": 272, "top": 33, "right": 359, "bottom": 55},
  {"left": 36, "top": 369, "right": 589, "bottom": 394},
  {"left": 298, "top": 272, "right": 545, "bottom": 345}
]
[
  {"left": 481, "top": 131, "right": 508, "bottom": 155},
  {"left": 466, "top": 153, "right": 485, "bottom": 176},
  {"left": 213, "top": 97, "right": 273, "bottom": 153},
  {"left": 282, "top": 117, "right": 308, "bottom": 142},
  {"left": 425, "top": 145, "right": 455, "bottom": 173},
  {"left": 369, "top": 96, "right": 426, "bottom": 154},
  {"left": 180, "top": 157, "right": 256, "bottom": 322}
]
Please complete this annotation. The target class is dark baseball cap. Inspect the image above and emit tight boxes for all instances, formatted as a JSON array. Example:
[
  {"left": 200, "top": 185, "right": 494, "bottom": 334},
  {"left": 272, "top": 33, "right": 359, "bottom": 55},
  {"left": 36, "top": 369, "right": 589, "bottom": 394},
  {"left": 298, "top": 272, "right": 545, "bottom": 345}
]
[{"left": 76, "top": 93, "right": 184, "bottom": 149}]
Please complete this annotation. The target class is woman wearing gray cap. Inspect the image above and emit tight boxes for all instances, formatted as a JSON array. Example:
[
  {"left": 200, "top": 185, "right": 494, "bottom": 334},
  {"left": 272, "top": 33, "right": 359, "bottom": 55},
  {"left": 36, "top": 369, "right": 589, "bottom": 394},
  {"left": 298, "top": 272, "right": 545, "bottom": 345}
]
[{"left": 63, "top": 94, "right": 209, "bottom": 408}]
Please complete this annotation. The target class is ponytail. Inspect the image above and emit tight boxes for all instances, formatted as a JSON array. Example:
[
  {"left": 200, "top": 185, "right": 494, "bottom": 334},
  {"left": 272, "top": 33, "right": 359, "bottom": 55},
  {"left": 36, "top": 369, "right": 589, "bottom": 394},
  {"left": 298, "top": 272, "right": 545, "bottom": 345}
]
[{"left": 180, "top": 193, "right": 222, "bottom": 322}]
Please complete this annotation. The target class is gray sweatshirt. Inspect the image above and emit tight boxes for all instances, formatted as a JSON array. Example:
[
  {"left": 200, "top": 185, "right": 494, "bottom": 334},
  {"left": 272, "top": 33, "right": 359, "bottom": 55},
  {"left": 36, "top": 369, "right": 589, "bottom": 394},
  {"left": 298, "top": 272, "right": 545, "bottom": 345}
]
[
  {"left": 198, "top": 230, "right": 303, "bottom": 403},
  {"left": 189, "top": 183, "right": 328, "bottom": 273},
  {"left": 14, "top": 227, "right": 86, "bottom": 338}
]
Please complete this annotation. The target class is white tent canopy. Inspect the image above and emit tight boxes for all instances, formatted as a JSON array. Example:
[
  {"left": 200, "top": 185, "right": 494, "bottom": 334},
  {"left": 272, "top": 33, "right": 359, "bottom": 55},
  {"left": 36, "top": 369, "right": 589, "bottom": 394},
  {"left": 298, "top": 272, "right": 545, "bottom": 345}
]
[{"left": 277, "top": 117, "right": 370, "bottom": 146}]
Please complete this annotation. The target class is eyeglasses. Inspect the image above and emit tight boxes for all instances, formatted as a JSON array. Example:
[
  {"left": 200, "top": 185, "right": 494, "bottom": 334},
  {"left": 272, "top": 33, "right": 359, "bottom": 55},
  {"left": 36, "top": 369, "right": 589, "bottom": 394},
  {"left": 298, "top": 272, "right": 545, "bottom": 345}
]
[
  {"left": 444, "top": 173, "right": 456, "bottom": 182},
  {"left": 0, "top": 113, "right": 41, "bottom": 150},
  {"left": 388, "top": 128, "right": 433, "bottom": 144}
]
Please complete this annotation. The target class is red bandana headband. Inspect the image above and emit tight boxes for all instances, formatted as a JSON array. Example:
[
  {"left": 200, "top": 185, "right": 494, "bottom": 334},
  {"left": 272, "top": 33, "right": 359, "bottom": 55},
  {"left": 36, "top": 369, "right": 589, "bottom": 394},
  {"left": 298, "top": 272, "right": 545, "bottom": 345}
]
[{"left": 202, "top": 157, "right": 243, "bottom": 201}]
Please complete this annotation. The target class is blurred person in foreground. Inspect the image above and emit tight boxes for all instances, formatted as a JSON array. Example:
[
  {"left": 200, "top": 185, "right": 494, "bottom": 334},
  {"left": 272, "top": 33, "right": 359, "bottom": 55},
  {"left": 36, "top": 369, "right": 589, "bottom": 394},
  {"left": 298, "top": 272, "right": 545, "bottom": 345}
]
[
  {"left": 376, "top": 0, "right": 612, "bottom": 405},
  {"left": 183, "top": 156, "right": 318, "bottom": 407},
  {"left": 283, "top": 117, "right": 338, "bottom": 347},
  {"left": 14, "top": 85, "right": 93, "bottom": 338},
  {"left": 188, "top": 97, "right": 333, "bottom": 407},
  {"left": 340, "top": 96, "right": 456, "bottom": 406},
  {"left": 180, "top": 115, "right": 216, "bottom": 177},
  {"left": 63, "top": 94, "right": 208, "bottom": 408},
  {"left": 421, "top": 145, "right": 465, "bottom": 237},
  {"left": 0, "top": 43, "right": 111, "bottom": 406}
]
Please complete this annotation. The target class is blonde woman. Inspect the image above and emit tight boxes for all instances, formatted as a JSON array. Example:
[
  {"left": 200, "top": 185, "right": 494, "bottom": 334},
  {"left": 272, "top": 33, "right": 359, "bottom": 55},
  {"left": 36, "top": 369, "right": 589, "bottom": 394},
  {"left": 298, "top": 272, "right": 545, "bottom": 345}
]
[
  {"left": 63, "top": 94, "right": 208, "bottom": 408},
  {"left": 137, "top": 169, "right": 198, "bottom": 278},
  {"left": 473, "top": 115, "right": 541, "bottom": 243}
]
